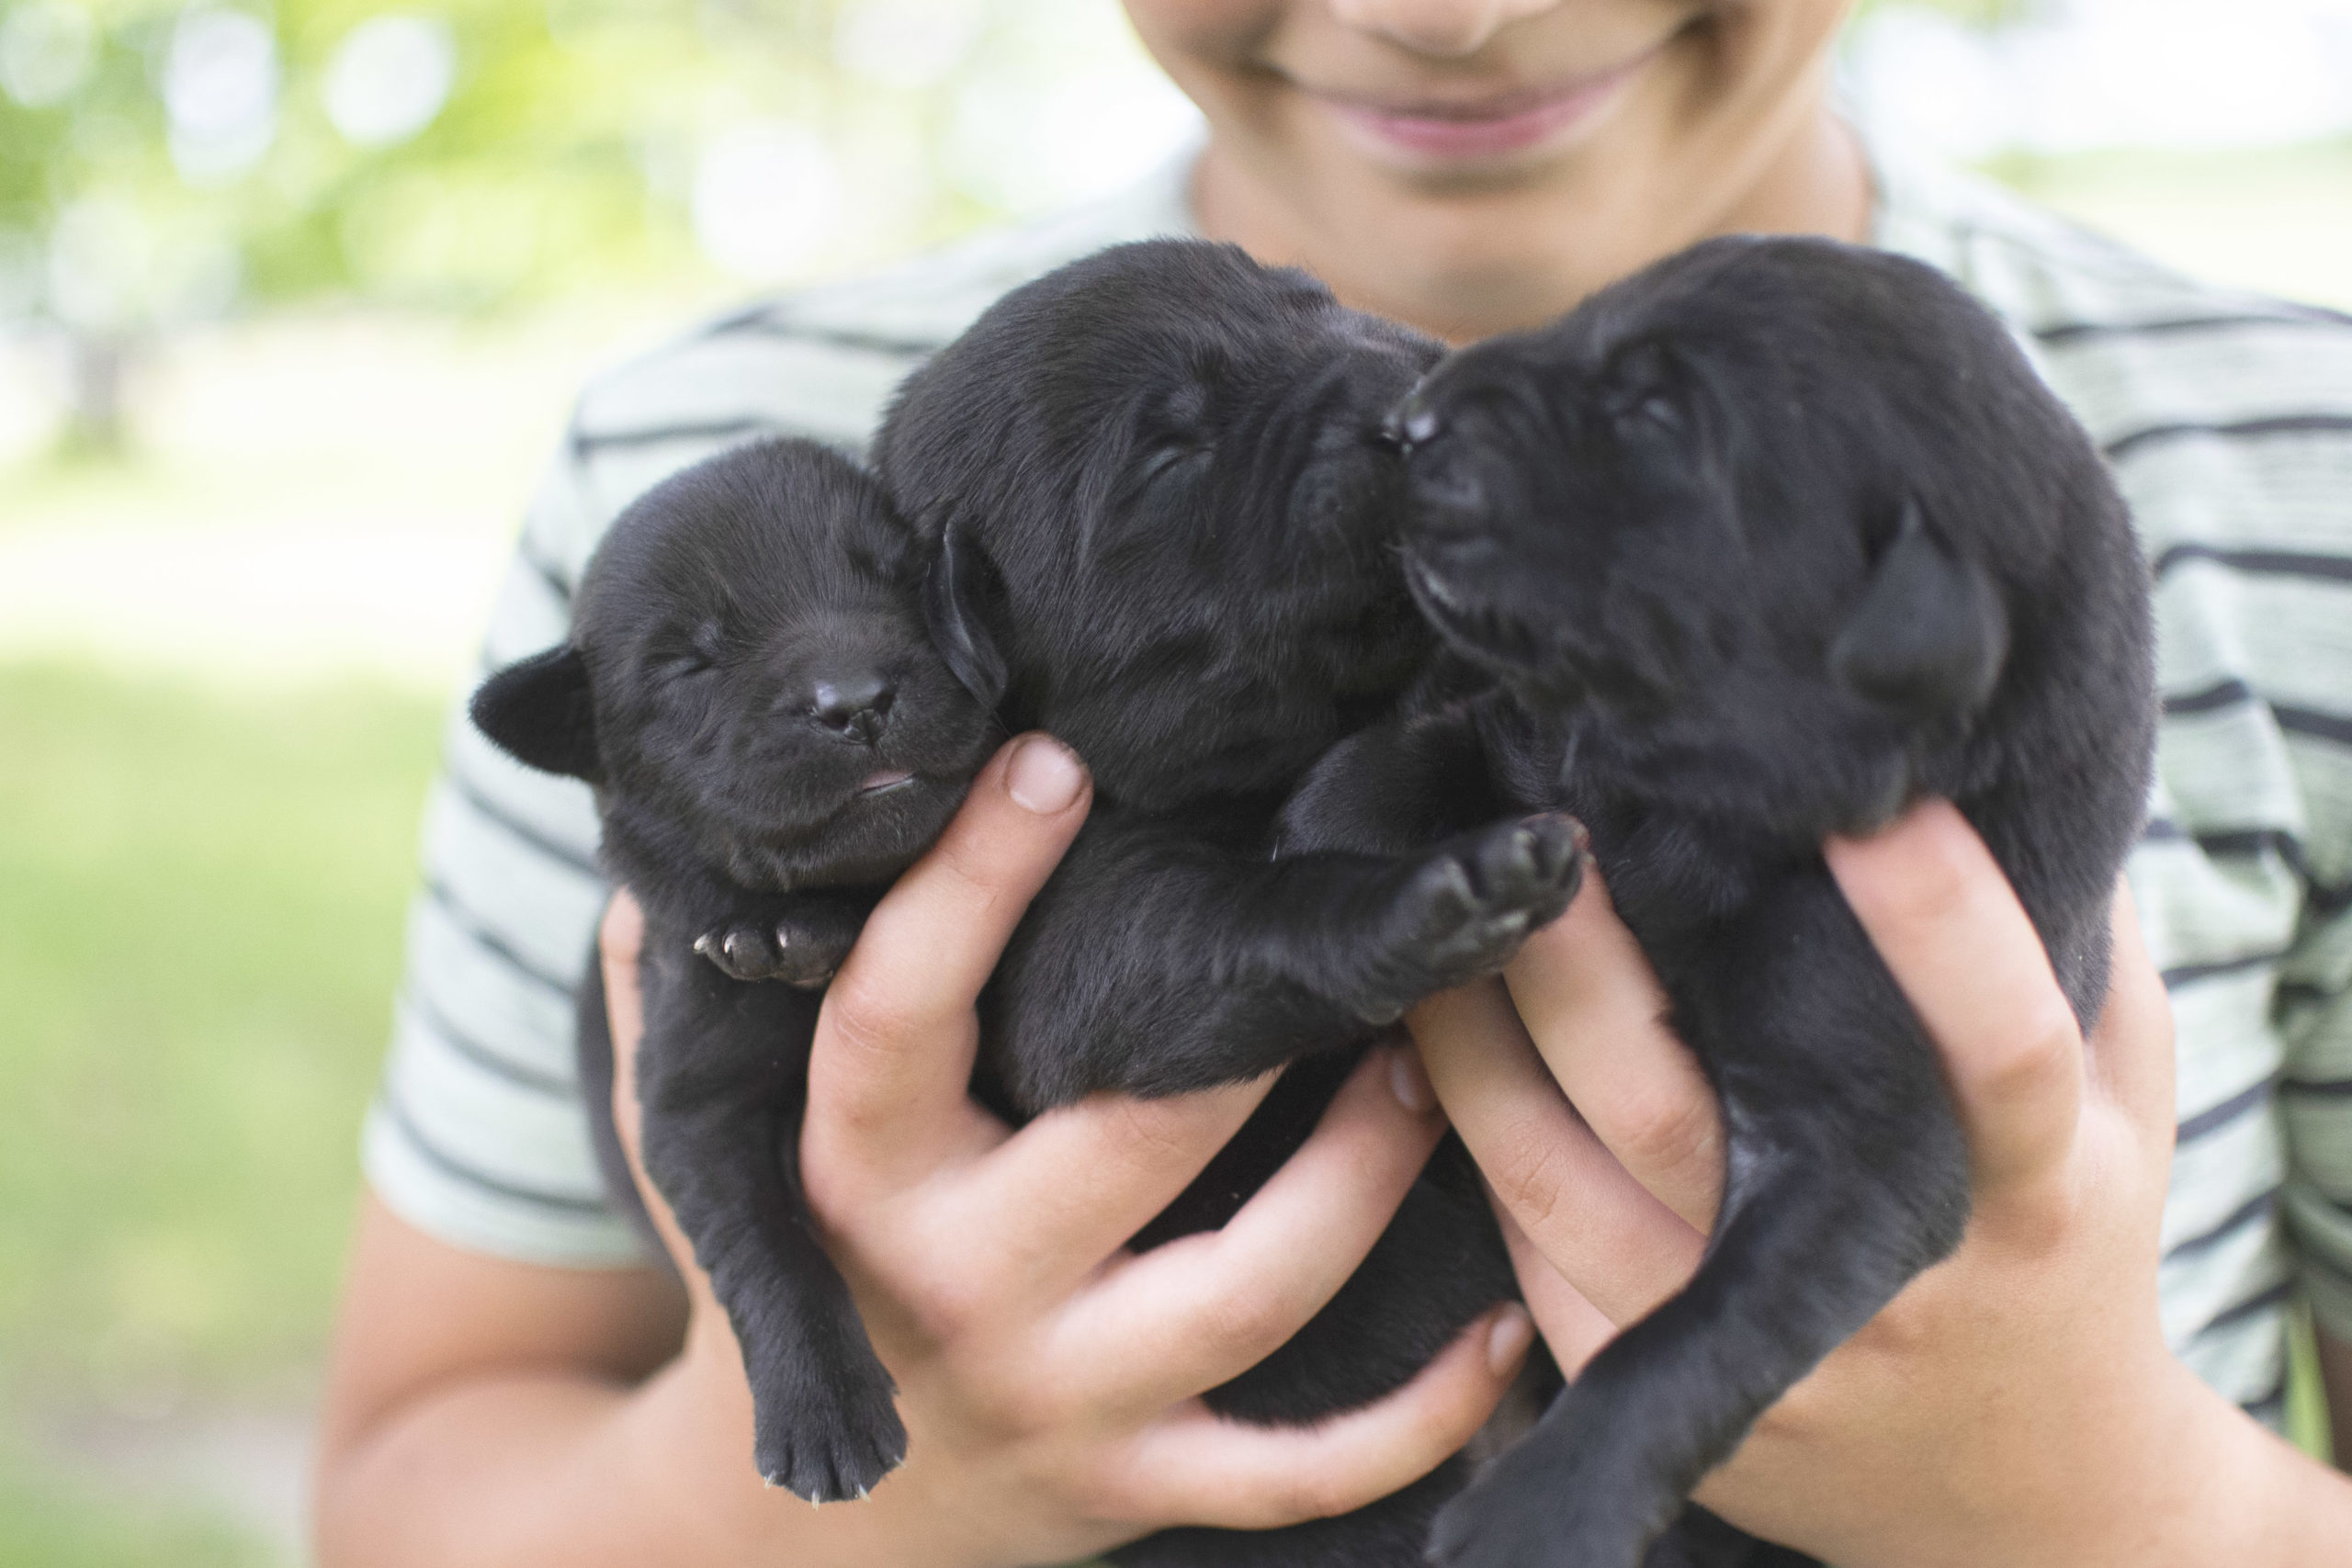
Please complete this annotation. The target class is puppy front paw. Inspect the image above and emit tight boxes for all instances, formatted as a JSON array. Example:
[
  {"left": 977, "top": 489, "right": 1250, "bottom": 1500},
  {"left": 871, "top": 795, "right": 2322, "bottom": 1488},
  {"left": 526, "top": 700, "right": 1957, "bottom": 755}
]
[
  {"left": 693, "top": 919, "right": 851, "bottom": 987},
  {"left": 1353, "top": 815, "right": 1583, "bottom": 1023}
]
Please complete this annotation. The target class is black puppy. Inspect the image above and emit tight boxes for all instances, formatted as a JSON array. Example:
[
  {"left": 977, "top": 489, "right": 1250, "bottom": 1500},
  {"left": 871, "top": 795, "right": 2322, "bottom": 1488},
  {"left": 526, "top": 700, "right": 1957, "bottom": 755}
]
[
  {"left": 1280, "top": 234, "right": 2157, "bottom": 1568},
  {"left": 470, "top": 437, "right": 996, "bottom": 1500},
  {"left": 876, "top": 239, "right": 1585, "bottom": 1567}
]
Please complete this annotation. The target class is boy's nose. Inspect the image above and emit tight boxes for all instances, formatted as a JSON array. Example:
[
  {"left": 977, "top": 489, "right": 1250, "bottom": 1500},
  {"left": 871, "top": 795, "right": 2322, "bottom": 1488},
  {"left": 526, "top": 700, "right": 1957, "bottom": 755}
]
[{"left": 1326, "top": 0, "right": 1563, "bottom": 58}]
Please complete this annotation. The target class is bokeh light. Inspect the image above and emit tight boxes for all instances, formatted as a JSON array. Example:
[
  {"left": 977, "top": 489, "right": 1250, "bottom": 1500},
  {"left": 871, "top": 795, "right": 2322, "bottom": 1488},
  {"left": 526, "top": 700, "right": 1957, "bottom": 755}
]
[
  {"left": 162, "top": 6, "right": 280, "bottom": 185},
  {"left": 831, "top": 0, "right": 985, "bottom": 88},
  {"left": 0, "top": 0, "right": 96, "bottom": 107},
  {"left": 691, "top": 120, "right": 845, "bottom": 281},
  {"left": 322, "top": 14, "right": 457, "bottom": 149},
  {"left": 1847, "top": 0, "right": 2352, "bottom": 158}
]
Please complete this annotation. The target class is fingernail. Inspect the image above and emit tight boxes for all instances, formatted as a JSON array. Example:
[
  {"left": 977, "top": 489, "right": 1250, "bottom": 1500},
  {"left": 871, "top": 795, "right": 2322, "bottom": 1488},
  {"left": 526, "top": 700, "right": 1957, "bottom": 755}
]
[
  {"left": 1005, "top": 735, "right": 1085, "bottom": 815},
  {"left": 1388, "top": 1047, "right": 1434, "bottom": 1114},
  {"left": 1487, "top": 1303, "right": 1535, "bottom": 1377}
]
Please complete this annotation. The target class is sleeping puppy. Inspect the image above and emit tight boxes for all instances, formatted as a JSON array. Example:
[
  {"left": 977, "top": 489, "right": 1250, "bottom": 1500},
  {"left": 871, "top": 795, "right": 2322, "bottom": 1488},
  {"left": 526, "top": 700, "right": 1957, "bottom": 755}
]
[
  {"left": 1280, "top": 234, "right": 2157, "bottom": 1568},
  {"left": 470, "top": 437, "right": 996, "bottom": 1501},
  {"left": 876, "top": 239, "right": 1584, "bottom": 1567},
  {"left": 880, "top": 239, "right": 1582, "bottom": 1104}
]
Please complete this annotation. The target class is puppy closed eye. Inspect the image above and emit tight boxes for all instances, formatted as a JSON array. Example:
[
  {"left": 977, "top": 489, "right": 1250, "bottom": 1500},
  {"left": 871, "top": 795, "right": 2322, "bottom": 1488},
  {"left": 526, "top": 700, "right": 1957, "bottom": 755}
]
[
  {"left": 1611, "top": 391, "right": 1683, "bottom": 434},
  {"left": 664, "top": 622, "right": 729, "bottom": 679},
  {"left": 1136, "top": 441, "right": 1210, "bottom": 487}
]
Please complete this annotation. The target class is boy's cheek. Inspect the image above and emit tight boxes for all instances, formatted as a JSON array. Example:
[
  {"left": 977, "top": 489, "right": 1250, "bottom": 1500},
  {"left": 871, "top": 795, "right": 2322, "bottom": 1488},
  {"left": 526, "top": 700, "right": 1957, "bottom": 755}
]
[{"left": 1123, "top": 0, "right": 1278, "bottom": 57}]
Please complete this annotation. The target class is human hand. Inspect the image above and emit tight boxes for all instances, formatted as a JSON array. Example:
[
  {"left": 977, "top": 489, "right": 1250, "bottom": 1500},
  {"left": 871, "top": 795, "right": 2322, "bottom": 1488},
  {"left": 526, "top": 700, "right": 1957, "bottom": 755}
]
[
  {"left": 1410, "top": 798, "right": 2302, "bottom": 1568},
  {"left": 602, "top": 733, "right": 1533, "bottom": 1568}
]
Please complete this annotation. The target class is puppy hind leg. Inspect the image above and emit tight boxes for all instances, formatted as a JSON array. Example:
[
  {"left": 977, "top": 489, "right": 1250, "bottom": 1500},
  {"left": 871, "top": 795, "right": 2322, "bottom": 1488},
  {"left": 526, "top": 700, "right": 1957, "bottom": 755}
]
[
  {"left": 639, "top": 1092, "right": 906, "bottom": 1498},
  {"left": 1642, "top": 1506, "right": 1820, "bottom": 1568},
  {"left": 634, "top": 976, "right": 904, "bottom": 1500},
  {"left": 572, "top": 953, "right": 673, "bottom": 1272},
  {"left": 1427, "top": 1126, "right": 1965, "bottom": 1568}
]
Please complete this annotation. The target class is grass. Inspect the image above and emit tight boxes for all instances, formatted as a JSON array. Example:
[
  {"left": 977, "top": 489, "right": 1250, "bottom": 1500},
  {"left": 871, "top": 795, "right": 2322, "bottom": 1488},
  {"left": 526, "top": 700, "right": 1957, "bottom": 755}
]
[
  {"left": 2289, "top": 1307, "right": 2336, "bottom": 1463},
  {"left": 0, "top": 1448, "right": 271, "bottom": 1568},
  {"left": 0, "top": 660, "right": 442, "bottom": 1395}
]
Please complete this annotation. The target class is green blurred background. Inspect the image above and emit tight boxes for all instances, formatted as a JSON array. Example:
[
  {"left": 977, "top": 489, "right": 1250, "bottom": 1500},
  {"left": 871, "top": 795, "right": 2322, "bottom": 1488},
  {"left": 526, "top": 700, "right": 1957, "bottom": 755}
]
[{"left": 0, "top": 1, "right": 2345, "bottom": 1562}]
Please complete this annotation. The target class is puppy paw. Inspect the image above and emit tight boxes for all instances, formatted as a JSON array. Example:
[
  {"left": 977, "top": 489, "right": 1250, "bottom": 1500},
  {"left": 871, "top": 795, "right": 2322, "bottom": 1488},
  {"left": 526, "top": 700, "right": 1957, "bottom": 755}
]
[
  {"left": 693, "top": 919, "right": 851, "bottom": 987},
  {"left": 1428, "top": 1474, "right": 1653, "bottom": 1568},
  {"left": 1427, "top": 1419, "right": 1673, "bottom": 1568},
  {"left": 1354, "top": 815, "right": 1583, "bottom": 1023},
  {"left": 1427, "top": 1480, "right": 1566, "bottom": 1568},
  {"left": 752, "top": 1373, "right": 908, "bottom": 1503}
]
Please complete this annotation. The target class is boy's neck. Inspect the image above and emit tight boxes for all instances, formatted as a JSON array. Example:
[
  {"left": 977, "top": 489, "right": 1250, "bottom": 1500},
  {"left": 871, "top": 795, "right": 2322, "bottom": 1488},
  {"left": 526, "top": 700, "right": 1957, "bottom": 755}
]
[{"left": 1191, "top": 96, "right": 1874, "bottom": 345}]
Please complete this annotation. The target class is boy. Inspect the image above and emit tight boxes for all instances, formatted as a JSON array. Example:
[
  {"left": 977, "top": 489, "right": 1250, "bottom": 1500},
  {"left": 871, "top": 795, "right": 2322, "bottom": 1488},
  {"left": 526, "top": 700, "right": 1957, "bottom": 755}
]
[{"left": 316, "top": 2, "right": 2352, "bottom": 1562}]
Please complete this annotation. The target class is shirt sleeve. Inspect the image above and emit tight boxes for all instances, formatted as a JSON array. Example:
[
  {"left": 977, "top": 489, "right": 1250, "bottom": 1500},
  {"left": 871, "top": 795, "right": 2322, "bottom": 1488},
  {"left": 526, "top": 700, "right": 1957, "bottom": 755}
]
[
  {"left": 360, "top": 443, "right": 649, "bottom": 1267},
  {"left": 2279, "top": 884, "right": 2352, "bottom": 1342}
]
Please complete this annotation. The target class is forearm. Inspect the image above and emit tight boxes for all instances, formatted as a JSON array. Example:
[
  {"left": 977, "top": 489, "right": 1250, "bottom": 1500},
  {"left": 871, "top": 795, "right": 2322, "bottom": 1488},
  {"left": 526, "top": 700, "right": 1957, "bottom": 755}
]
[
  {"left": 319, "top": 1369, "right": 665, "bottom": 1568},
  {"left": 2135, "top": 1363, "right": 2352, "bottom": 1568},
  {"left": 316, "top": 1334, "right": 992, "bottom": 1568},
  {"left": 2257, "top": 1430, "right": 2352, "bottom": 1563},
  {"left": 1929, "top": 1361, "right": 2352, "bottom": 1568}
]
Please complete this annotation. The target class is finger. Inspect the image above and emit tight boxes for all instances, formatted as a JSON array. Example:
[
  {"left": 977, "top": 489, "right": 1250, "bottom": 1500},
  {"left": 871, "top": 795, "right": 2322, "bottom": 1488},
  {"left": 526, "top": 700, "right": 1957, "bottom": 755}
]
[
  {"left": 1114, "top": 1302, "right": 1533, "bottom": 1531},
  {"left": 597, "top": 890, "right": 647, "bottom": 1144},
  {"left": 1054, "top": 1047, "right": 1449, "bottom": 1401},
  {"left": 1825, "top": 798, "right": 2085, "bottom": 1201},
  {"left": 1493, "top": 1201, "right": 1618, "bottom": 1377},
  {"left": 804, "top": 733, "right": 1091, "bottom": 1192},
  {"left": 2088, "top": 876, "right": 2176, "bottom": 1140},
  {"left": 1413, "top": 979, "right": 1703, "bottom": 1325},
  {"left": 948, "top": 1074, "right": 1277, "bottom": 1304},
  {"left": 1502, "top": 871, "right": 1724, "bottom": 1228}
]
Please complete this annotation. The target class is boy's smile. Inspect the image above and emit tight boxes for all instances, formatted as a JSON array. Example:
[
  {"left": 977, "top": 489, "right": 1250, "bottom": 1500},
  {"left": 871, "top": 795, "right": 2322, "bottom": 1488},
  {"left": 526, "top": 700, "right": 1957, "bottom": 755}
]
[
  {"left": 1123, "top": 0, "right": 1870, "bottom": 340},
  {"left": 1308, "top": 36, "right": 1669, "bottom": 168}
]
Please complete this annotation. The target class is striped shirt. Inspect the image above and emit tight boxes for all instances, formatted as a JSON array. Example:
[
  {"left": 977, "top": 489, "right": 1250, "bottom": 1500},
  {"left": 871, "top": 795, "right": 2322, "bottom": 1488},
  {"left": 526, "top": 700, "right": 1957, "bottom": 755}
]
[{"left": 364, "top": 131, "right": 2352, "bottom": 1439}]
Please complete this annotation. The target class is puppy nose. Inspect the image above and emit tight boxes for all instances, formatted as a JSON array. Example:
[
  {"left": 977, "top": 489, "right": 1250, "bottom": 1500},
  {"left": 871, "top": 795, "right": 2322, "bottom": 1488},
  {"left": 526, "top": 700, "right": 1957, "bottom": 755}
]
[{"left": 808, "top": 671, "right": 894, "bottom": 744}]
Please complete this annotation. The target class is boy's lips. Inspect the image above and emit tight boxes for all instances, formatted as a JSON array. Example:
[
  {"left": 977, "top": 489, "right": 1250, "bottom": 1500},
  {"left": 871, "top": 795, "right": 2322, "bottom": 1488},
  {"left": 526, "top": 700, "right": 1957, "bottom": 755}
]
[{"left": 1310, "top": 50, "right": 1662, "bottom": 164}]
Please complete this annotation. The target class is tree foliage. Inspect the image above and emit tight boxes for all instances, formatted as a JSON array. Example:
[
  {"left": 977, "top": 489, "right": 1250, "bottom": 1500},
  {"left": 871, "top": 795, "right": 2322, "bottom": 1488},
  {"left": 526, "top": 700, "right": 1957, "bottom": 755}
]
[{"left": 0, "top": 0, "right": 1093, "bottom": 333}]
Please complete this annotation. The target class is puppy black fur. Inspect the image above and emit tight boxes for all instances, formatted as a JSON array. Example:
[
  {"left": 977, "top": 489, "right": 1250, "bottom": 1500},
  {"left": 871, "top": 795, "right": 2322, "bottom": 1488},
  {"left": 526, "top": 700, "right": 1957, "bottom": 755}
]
[
  {"left": 471, "top": 437, "right": 996, "bottom": 1500},
  {"left": 1280, "top": 234, "right": 2157, "bottom": 1568},
  {"left": 876, "top": 240, "right": 1585, "bottom": 1566}
]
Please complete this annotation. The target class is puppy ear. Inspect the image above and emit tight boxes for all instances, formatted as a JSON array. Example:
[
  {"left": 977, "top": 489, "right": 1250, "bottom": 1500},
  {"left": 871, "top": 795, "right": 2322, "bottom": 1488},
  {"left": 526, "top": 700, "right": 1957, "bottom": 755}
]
[
  {"left": 470, "top": 645, "right": 604, "bottom": 781},
  {"left": 1829, "top": 500, "right": 2008, "bottom": 718},
  {"left": 922, "top": 521, "right": 1009, "bottom": 708}
]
